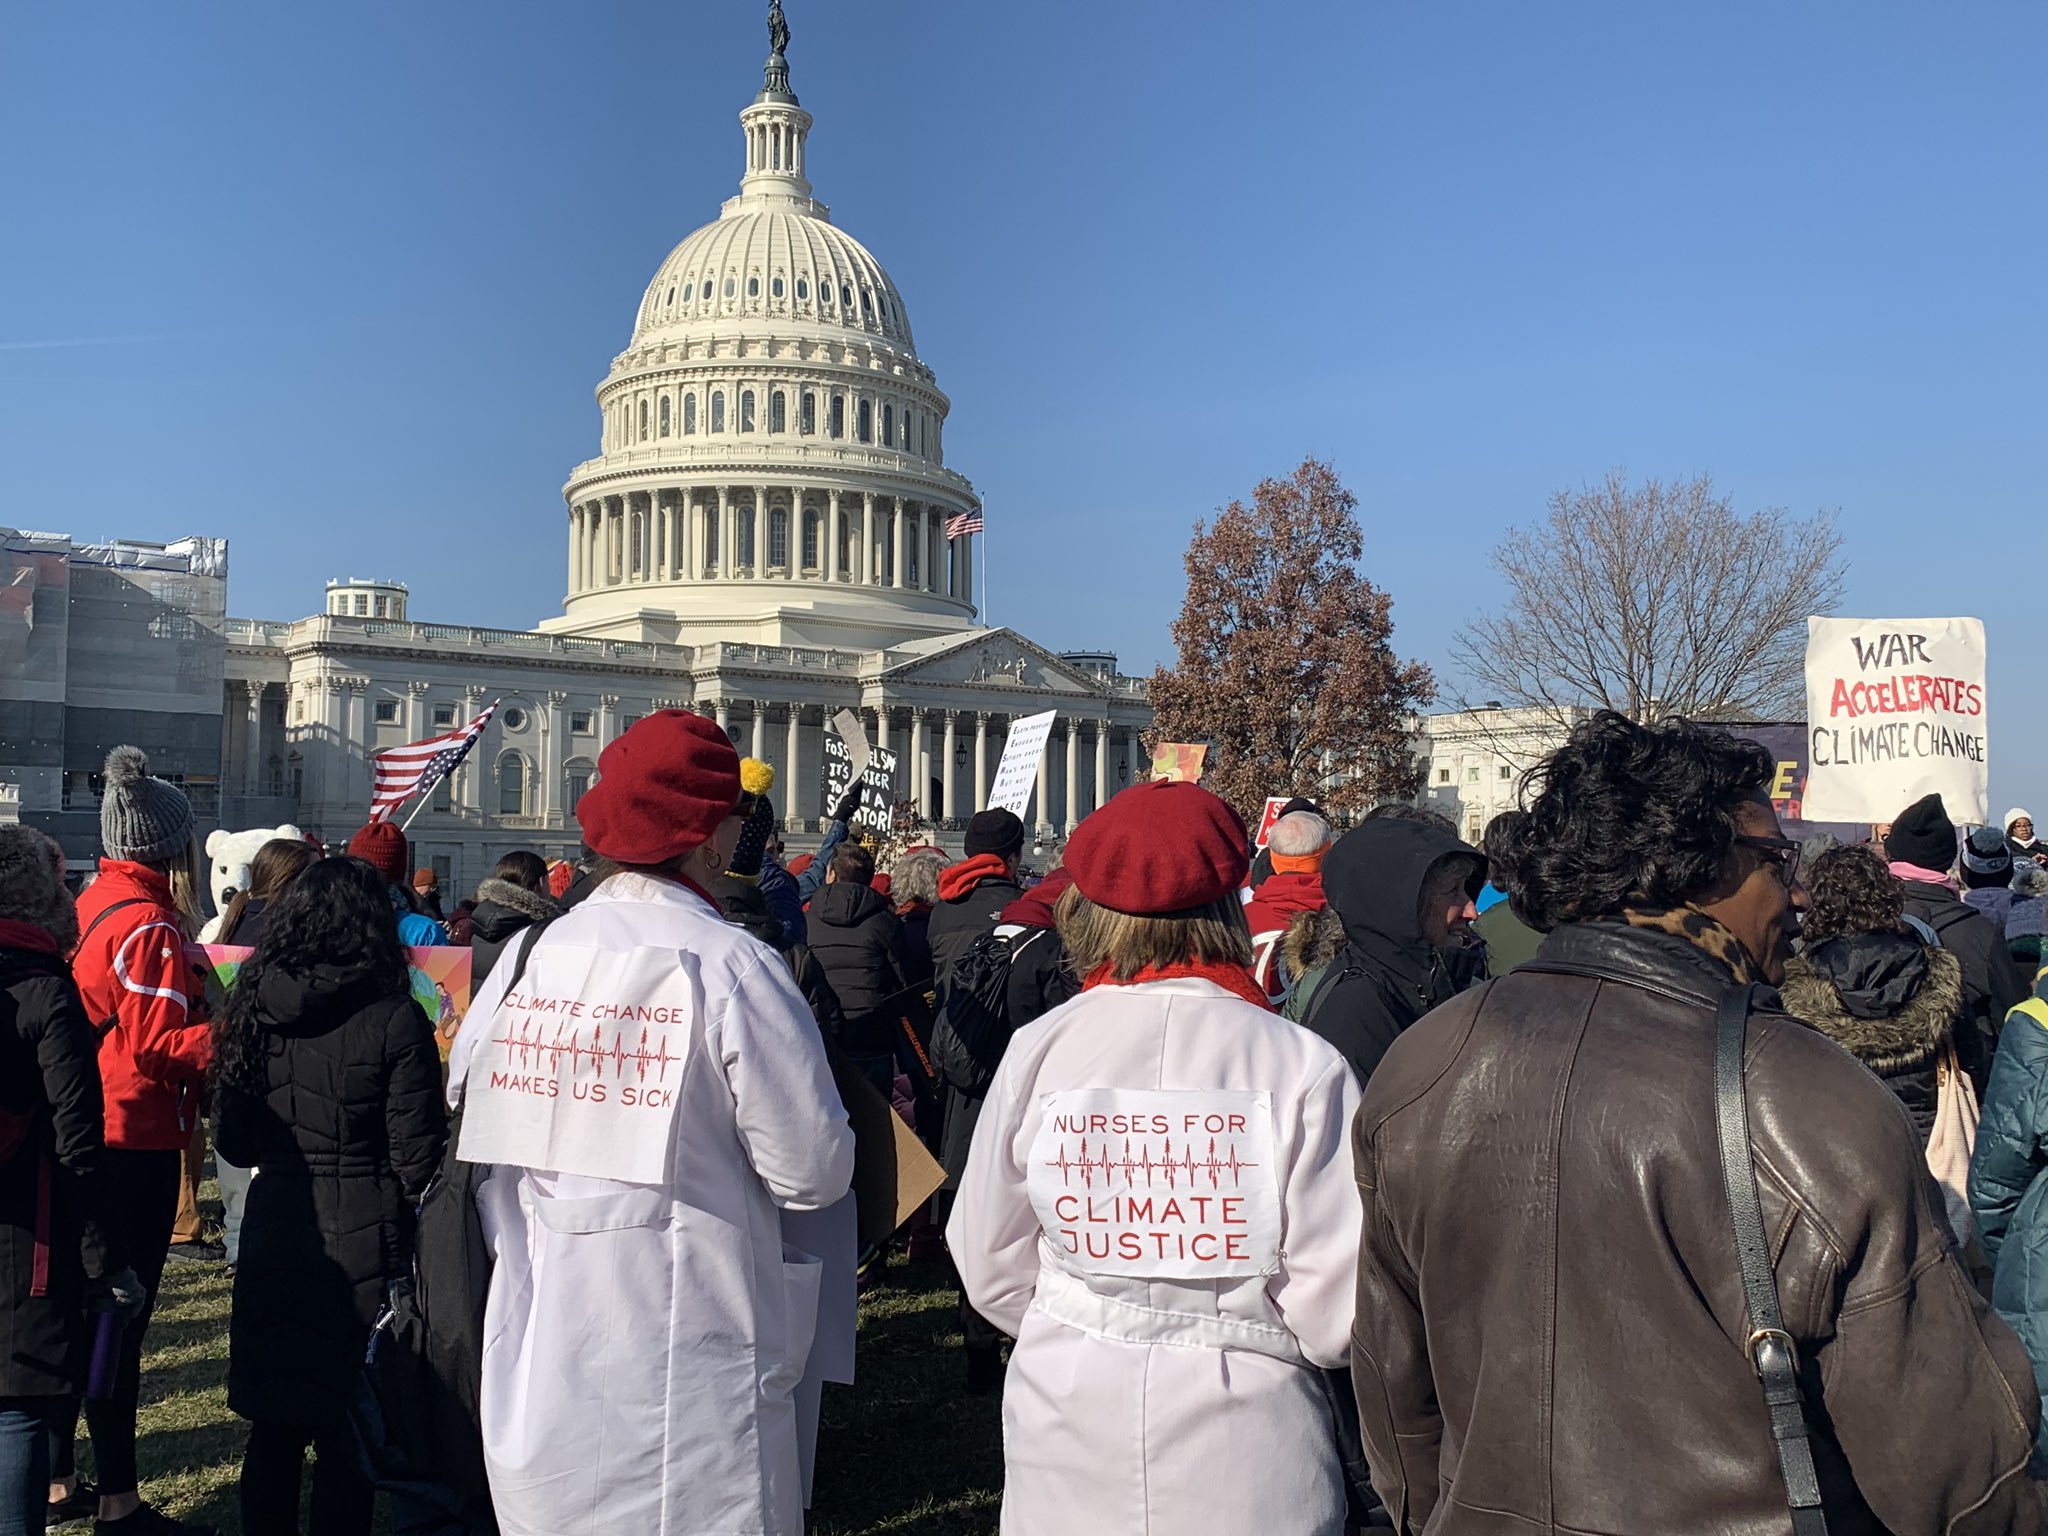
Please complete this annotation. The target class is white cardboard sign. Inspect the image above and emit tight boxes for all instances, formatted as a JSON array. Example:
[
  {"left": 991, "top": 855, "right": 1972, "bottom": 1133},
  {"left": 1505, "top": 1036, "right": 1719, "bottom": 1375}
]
[
  {"left": 985, "top": 709, "right": 1057, "bottom": 818},
  {"left": 1802, "top": 616, "right": 1988, "bottom": 826},
  {"left": 1026, "top": 1088, "right": 1280, "bottom": 1279}
]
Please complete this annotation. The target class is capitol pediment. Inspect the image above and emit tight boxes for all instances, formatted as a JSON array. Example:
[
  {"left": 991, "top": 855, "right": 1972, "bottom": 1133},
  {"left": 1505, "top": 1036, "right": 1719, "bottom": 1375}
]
[{"left": 878, "top": 628, "right": 1107, "bottom": 697}]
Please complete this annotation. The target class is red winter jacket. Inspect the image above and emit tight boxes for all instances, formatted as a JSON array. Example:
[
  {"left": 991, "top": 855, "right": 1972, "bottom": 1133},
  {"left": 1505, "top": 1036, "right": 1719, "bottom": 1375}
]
[
  {"left": 1244, "top": 871, "right": 1327, "bottom": 1000},
  {"left": 70, "top": 861, "right": 212, "bottom": 1151}
]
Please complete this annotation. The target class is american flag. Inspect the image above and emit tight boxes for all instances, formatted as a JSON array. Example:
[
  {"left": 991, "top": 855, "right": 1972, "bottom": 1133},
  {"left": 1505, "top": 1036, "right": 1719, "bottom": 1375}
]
[
  {"left": 367, "top": 702, "right": 498, "bottom": 823},
  {"left": 945, "top": 511, "right": 984, "bottom": 538}
]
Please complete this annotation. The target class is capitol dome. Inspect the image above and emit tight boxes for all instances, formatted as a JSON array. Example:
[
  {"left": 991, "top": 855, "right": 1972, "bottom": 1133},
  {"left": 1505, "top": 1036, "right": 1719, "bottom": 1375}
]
[{"left": 550, "top": 17, "right": 979, "bottom": 652}]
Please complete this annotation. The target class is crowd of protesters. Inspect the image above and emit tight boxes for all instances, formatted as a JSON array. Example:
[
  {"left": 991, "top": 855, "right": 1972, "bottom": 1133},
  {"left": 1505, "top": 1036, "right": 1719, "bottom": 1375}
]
[{"left": 13, "top": 717, "right": 2048, "bottom": 1534}]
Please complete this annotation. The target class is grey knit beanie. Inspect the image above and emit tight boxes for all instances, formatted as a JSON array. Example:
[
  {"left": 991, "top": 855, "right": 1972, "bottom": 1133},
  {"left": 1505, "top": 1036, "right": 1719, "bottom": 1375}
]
[{"left": 100, "top": 745, "right": 195, "bottom": 865}]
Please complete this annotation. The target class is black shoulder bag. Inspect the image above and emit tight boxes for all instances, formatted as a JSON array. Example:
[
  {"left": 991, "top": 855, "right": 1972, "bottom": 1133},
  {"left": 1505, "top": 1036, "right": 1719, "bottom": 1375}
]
[{"left": 1714, "top": 985, "right": 1830, "bottom": 1536}]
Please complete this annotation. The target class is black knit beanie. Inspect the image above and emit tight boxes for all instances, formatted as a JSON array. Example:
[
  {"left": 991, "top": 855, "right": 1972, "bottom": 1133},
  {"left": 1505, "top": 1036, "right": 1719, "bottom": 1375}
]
[{"left": 1885, "top": 794, "right": 1956, "bottom": 873}]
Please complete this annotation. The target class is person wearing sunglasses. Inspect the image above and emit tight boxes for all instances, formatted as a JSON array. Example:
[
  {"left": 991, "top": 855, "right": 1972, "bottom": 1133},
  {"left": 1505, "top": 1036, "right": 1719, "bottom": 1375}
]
[{"left": 1349, "top": 710, "right": 2043, "bottom": 1535}]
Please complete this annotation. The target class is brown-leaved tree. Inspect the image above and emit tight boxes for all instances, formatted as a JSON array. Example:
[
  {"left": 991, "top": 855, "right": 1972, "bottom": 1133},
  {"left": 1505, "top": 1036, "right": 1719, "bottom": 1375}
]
[
  {"left": 1451, "top": 470, "right": 1846, "bottom": 725},
  {"left": 1148, "top": 458, "right": 1435, "bottom": 821}
]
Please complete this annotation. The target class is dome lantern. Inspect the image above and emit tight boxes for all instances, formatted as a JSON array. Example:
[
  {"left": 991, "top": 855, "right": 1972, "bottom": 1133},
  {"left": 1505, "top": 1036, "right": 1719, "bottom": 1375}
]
[{"left": 737, "top": 0, "right": 813, "bottom": 209}]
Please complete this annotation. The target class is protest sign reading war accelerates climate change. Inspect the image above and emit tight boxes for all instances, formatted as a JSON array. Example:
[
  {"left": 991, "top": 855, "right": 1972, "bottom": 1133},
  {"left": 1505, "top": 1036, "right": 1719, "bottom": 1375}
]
[{"left": 1802, "top": 616, "right": 1988, "bottom": 825}]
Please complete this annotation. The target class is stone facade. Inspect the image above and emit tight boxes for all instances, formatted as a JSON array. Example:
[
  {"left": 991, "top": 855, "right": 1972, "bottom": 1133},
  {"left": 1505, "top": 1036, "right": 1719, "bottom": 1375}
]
[{"left": 1416, "top": 705, "right": 1587, "bottom": 844}]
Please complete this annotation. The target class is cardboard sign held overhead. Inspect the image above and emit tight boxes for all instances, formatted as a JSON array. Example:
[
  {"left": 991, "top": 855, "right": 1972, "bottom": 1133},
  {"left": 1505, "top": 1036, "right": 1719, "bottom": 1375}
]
[
  {"left": 830, "top": 708, "right": 872, "bottom": 782},
  {"left": 1254, "top": 797, "right": 1292, "bottom": 850},
  {"left": 819, "top": 734, "right": 899, "bottom": 834},
  {"left": 1802, "top": 616, "right": 1988, "bottom": 825},
  {"left": 986, "top": 709, "right": 1058, "bottom": 818},
  {"left": 1150, "top": 743, "right": 1207, "bottom": 784}
]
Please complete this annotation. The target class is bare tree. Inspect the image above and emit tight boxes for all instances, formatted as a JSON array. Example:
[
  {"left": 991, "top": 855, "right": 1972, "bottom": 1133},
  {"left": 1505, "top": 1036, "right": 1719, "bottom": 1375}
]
[
  {"left": 1452, "top": 470, "right": 1846, "bottom": 725},
  {"left": 1149, "top": 458, "right": 1435, "bottom": 821}
]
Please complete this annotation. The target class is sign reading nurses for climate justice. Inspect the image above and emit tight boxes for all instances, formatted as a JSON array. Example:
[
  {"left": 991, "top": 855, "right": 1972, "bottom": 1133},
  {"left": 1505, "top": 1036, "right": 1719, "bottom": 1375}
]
[
  {"left": 457, "top": 945, "right": 699, "bottom": 1186},
  {"left": 1026, "top": 1089, "right": 1280, "bottom": 1280},
  {"left": 1802, "top": 617, "right": 1989, "bottom": 826},
  {"left": 985, "top": 709, "right": 1057, "bottom": 818}
]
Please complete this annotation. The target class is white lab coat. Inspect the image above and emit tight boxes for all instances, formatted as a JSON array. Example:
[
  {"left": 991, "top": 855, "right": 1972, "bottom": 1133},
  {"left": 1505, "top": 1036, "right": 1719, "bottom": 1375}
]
[
  {"left": 949, "top": 977, "right": 1363, "bottom": 1536},
  {"left": 450, "top": 872, "right": 854, "bottom": 1536}
]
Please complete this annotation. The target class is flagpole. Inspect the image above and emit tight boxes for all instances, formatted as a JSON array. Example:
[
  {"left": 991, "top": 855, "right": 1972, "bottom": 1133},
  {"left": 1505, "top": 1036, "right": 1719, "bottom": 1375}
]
[{"left": 980, "top": 513, "right": 989, "bottom": 631}]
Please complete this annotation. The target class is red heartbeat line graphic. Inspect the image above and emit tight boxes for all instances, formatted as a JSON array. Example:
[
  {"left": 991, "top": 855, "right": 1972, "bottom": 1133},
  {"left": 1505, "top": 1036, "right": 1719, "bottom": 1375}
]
[
  {"left": 1044, "top": 1136, "right": 1258, "bottom": 1190},
  {"left": 488, "top": 1021, "right": 678, "bottom": 1082}
]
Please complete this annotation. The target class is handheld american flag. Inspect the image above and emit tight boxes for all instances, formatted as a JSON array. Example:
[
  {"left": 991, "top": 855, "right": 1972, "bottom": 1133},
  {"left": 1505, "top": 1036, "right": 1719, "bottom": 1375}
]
[
  {"left": 945, "top": 511, "right": 984, "bottom": 538},
  {"left": 368, "top": 701, "right": 498, "bottom": 824}
]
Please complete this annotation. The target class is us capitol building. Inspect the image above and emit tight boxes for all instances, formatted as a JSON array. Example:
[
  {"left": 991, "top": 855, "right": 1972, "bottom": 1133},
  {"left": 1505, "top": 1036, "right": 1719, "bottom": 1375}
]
[{"left": 0, "top": 10, "right": 1153, "bottom": 888}]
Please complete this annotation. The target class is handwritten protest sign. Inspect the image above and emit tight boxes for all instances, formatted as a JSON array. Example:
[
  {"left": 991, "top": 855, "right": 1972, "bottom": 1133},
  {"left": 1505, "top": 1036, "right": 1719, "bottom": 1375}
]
[
  {"left": 1026, "top": 1088, "right": 1279, "bottom": 1279},
  {"left": 1803, "top": 617, "right": 1988, "bottom": 825},
  {"left": 819, "top": 733, "right": 899, "bottom": 832},
  {"left": 986, "top": 709, "right": 1057, "bottom": 818}
]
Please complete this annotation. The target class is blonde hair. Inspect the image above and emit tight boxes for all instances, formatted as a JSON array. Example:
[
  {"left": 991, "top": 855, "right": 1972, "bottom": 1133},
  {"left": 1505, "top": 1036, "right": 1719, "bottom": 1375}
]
[{"left": 1054, "top": 887, "right": 1252, "bottom": 982}]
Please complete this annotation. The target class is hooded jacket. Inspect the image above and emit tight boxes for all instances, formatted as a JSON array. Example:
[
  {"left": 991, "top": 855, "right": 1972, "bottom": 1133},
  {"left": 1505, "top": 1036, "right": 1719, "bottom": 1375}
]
[
  {"left": 1900, "top": 879, "right": 2029, "bottom": 1087},
  {"left": 468, "top": 877, "right": 562, "bottom": 985},
  {"left": 927, "top": 855, "right": 1023, "bottom": 991},
  {"left": 70, "top": 859, "right": 211, "bottom": 1151},
  {"left": 806, "top": 880, "right": 916, "bottom": 1055},
  {"left": 215, "top": 957, "right": 446, "bottom": 1425},
  {"left": 1780, "top": 933, "right": 1966, "bottom": 1143},
  {"left": 1309, "top": 820, "right": 1485, "bottom": 1084}
]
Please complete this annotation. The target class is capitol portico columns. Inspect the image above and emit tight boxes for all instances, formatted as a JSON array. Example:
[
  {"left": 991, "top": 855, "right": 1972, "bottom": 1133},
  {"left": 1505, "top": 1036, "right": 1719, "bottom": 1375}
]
[
  {"left": 974, "top": 713, "right": 990, "bottom": 810},
  {"left": 1065, "top": 718, "right": 1081, "bottom": 834},
  {"left": 942, "top": 712, "right": 958, "bottom": 821},
  {"left": 909, "top": 709, "right": 928, "bottom": 818},
  {"left": 750, "top": 701, "right": 767, "bottom": 763},
  {"left": 892, "top": 501, "right": 908, "bottom": 589},
  {"left": 1095, "top": 720, "right": 1110, "bottom": 814},
  {"left": 827, "top": 492, "right": 842, "bottom": 582},
  {"left": 785, "top": 705, "right": 802, "bottom": 827}
]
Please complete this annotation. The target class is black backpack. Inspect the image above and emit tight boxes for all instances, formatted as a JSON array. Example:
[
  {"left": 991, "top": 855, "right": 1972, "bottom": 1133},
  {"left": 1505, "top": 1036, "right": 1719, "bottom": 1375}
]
[{"left": 929, "top": 929, "right": 1019, "bottom": 1098}]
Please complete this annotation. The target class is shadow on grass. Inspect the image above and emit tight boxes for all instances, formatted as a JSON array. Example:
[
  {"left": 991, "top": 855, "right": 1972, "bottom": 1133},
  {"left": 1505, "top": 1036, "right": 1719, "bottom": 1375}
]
[{"left": 808, "top": 1259, "right": 1004, "bottom": 1536}]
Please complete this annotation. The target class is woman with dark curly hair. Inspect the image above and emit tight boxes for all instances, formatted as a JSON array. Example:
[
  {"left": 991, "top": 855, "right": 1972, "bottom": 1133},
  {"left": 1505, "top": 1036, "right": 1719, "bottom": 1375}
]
[
  {"left": 1780, "top": 843, "right": 1968, "bottom": 1145},
  {"left": 1349, "top": 710, "right": 2043, "bottom": 1534},
  {"left": 213, "top": 856, "right": 446, "bottom": 1536}
]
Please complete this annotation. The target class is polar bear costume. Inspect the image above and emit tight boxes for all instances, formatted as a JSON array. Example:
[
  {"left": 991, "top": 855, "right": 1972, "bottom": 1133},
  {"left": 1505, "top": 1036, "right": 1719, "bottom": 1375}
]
[{"left": 198, "top": 823, "right": 304, "bottom": 942}]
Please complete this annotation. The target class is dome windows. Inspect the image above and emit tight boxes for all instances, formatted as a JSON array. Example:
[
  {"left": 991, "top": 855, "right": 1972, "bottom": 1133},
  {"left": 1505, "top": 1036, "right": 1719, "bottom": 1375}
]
[
  {"left": 723, "top": 276, "right": 736, "bottom": 298},
  {"left": 683, "top": 393, "right": 697, "bottom": 434},
  {"left": 702, "top": 281, "right": 713, "bottom": 300},
  {"left": 802, "top": 507, "right": 819, "bottom": 569},
  {"left": 638, "top": 399, "right": 649, "bottom": 440},
  {"left": 882, "top": 402, "right": 894, "bottom": 447},
  {"left": 740, "top": 390, "right": 756, "bottom": 433},
  {"left": 658, "top": 396, "right": 671, "bottom": 437},
  {"left": 665, "top": 286, "right": 675, "bottom": 307},
  {"left": 771, "top": 275, "right": 785, "bottom": 299},
  {"left": 710, "top": 391, "right": 726, "bottom": 433},
  {"left": 840, "top": 283, "right": 852, "bottom": 308},
  {"left": 800, "top": 391, "right": 816, "bottom": 435},
  {"left": 828, "top": 393, "right": 845, "bottom": 439},
  {"left": 769, "top": 507, "right": 788, "bottom": 569},
  {"left": 795, "top": 276, "right": 809, "bottom": 301},
  {"left": 747, "top": 276, "right": 760, "bottom": 298},
  {"left": 860, "top": 289, "right": 873, "bottom": 320},
  {"left": 857, "top": 399, "right": 873, "bottom": 443},
  {"left": 769, "top": 390, "right": 787, "bottom": 434}
]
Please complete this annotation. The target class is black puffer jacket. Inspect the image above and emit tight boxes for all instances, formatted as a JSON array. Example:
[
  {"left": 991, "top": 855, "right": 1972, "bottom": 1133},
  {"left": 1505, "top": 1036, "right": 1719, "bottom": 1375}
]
[
  {"left": 1311, "top": 819, "right": 1486, "bottom": 1084},
  {"left": 808, "top": 881, "right": 915, "bottom": 1056},
  {"left": 1780, "top": 932, "right": 1967, "bottom": 1143},
  {"left": 927, "top": 860, "right": 1023, "bottom": 989},
  {"left": 216, "top": 961, "right": 447, "bottom": 1425},
  {"left": 469, "top": 878, "right": 561, "bottom": 985},
  {"left": 0, "top": 947, "right": 115, "bottom": 1398}
]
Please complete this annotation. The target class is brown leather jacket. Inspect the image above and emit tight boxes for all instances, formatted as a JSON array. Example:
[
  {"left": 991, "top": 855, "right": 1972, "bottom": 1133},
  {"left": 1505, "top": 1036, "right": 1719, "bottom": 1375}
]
[{"left": 1352, "top": 921, "right": 2043, "bottom": 1535}]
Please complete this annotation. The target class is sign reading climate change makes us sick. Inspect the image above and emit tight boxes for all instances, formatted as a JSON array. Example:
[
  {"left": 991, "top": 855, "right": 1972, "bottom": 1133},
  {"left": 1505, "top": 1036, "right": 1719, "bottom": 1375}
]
[
  {"left": 457, "top": 944, "right": 698, "bottom": 1186},
  {"left": 1802, "top": 617, "right": 1988, "bottom": 825},
  {"left": 1026, "top": 1089, "right": 1281, "bottom": 1280}
]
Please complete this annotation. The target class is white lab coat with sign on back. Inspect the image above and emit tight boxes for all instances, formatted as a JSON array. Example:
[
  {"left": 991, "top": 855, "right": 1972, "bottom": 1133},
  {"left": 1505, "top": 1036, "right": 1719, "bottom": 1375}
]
[
  {"left": 449, "top": 871, "right": 854, "bottom": 1536},
  {"left": 948, "top": 976, "right": 1363, "bottom": 1536}
]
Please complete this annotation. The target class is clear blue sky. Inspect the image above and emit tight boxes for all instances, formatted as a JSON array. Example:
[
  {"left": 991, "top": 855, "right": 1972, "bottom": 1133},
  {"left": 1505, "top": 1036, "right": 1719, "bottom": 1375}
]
[{"left": 3, "top": 3, "right": 2043, "bottom": 807}]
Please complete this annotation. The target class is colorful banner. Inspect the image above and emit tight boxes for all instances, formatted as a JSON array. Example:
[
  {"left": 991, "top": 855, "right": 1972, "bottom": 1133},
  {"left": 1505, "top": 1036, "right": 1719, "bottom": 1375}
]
[
  {"left": 1727, "top": 725, "right": 1866, "bottom": 843},
  {"left": 1802, "top": 617, "right": 1988, "bottom": 826},
  {"left": 986, "top": 709, "right": 1057, "bottom": 819},
  {"left": 201, "top": 944, "right": 474, "bottom": 1054},
  {"left": 1149, "top": 743, "right": 1207, "bottom": 784}
]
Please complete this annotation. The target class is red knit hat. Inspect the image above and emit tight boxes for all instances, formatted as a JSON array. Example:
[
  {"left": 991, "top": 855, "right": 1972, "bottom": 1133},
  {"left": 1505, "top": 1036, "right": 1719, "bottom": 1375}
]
[
  {"left": 576, "top": 710, "right": 742, "bottom": 864},
  {"left": 1063, "top": 781, "right": 1250, "bottom": 916},
  {"left": 348, "top": 821, "right": 410, "bottom": 886}
]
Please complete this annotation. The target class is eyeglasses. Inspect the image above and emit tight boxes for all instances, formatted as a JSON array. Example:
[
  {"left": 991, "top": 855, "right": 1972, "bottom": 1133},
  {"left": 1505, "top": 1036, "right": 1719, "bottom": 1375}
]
[{"left": 1735, "top": 834, "right": 1802, "bottom": 888}]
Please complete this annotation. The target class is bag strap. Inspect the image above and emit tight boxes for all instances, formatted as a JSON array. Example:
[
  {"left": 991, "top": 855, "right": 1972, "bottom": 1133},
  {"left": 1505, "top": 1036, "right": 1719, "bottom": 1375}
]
[
  {"left": 1714, "top": 985, "right": 1830, "bottom": 1536},
  {"left": 502, "top": 916, "right": 556, "bottom": 996},
  {"left": 78, "top": 897, "right": 150, "bottom": 953}
]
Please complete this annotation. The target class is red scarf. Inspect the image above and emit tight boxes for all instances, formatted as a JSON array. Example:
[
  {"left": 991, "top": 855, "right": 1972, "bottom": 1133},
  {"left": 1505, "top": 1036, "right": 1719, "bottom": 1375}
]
[
  {"left": 0, "top": 920, "right": 60, "bottom": 956},
  {"left": 1082, "top": 958, "right": 1274, "bottom": 1011}
]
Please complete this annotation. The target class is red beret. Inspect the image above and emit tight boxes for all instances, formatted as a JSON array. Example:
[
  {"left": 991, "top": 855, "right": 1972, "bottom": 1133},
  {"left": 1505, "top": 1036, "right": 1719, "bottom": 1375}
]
[
  {"left": 347, "top": 821, "right": 409, "bottom": 886},
  {"left": 1063, "top": 781, "right": 1250, "bottom": 915},
  {"left": 576, "top": 710, "right": 742, "bottom": 865}
]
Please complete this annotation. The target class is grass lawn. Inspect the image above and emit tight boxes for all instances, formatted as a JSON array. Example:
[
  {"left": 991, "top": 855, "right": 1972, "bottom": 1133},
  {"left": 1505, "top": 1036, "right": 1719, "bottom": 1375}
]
[{"left": 120, "top": 1252, "right": 1002, "bottom": 1535}]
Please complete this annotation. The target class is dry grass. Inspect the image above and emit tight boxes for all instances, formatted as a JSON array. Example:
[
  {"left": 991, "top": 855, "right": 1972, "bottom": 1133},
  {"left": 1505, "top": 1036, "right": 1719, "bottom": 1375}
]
[{"left": 118, "top": 1251, "right": 1001, "bottom": 1535}]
